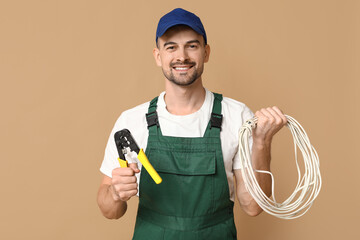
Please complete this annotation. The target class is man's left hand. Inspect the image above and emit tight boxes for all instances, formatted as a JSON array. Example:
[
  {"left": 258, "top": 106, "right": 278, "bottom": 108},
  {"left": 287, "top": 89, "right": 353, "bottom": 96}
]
[{"left": 253, "top": 106, "right": 287, "bottom": 144}]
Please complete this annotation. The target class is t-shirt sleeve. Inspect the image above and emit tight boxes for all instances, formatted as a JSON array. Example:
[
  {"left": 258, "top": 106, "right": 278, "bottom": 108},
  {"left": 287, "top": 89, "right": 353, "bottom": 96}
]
[
  {"left": 232, "top": 105, "right": 254, "bottom": 170},
  {"left": 99, "top": 102, "right": 149, "bottom": 178},
  {"left": 99, "top": 114, "right": 125, "bottom": 178}
]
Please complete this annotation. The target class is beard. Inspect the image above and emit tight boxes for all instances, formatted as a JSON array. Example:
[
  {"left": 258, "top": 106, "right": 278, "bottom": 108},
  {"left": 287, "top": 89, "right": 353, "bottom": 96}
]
[{"left": 162, "top": 61, "right": 204, "bottom": 86}]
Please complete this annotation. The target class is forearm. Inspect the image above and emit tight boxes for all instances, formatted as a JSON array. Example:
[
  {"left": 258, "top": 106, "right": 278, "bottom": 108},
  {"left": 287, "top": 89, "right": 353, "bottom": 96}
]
[
  {"left": 97, "top": 184, "right": 127, "bottom": 219},
  {"left": 237, "top": 138, "right": 272, "bottom": 216},
  {"left": 250, "top": 138, "right": 272, "bottom": 197}
]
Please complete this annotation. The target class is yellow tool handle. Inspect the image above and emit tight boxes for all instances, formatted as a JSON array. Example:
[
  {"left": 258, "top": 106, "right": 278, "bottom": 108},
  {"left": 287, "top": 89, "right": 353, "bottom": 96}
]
[
  {"left": 137, "top": 149, "right": 162, "bottom": 184},
  {"left": 118, "top": 158, "right": 128, "bottom": 168}
]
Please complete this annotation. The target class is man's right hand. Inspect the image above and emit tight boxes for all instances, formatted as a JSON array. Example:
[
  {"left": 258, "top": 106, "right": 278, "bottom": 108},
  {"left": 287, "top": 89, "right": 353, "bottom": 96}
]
[{"left": 110, "top": 163, "right": 140, "bottom": 202}]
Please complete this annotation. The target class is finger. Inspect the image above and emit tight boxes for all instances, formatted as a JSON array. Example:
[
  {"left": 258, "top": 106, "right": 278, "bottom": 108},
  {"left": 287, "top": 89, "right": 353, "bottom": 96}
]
[
  {"left": 112, "top": 167, "right": 137, "bottom": 177},
  {"left": 272, "top": 106, "right": 288, "bottom": 124},
  {"left": 254, "top": 110, "right": 268, "bottom": 127},
  {"left": 119, "top": 189, "right": 138, "bottom": 201},
  {"left": 266, "top": 107, "right": 284, "bottom": 126},
  {"left": 115, "top": 183, "right": 138, "bottom": 192},
  {"left": 266, "top": 107, "right": 278, "bottom": 118},
  {"left": 123, "top": 175, "right": 137, "bottom": 184},
  {"left": 113, "top": 175, "right": 137, "bottom": 185},
  {"left": 255, "top": 110, "right": 265, "bottom": 118},
  {"left": 129, "top": 163, "right": 140, "bottom": 173},
  {"left": 260, "top": 108, "right": 276, "bottom": 124}
]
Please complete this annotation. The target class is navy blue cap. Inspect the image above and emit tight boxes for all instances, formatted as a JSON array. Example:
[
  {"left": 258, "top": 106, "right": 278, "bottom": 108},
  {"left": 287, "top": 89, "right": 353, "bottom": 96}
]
[{"left": 156, "top": 8, "right": 207, "bottom": 45}]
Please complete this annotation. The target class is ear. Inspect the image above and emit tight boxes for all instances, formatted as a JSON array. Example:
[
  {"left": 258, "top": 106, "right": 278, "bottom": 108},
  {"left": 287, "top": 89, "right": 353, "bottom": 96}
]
[
  {"left": 153, "top": 47, "right": 162, "bottom": 67},
  {"left": 204, "top": 44, "right": 210, "bottom": 63}
]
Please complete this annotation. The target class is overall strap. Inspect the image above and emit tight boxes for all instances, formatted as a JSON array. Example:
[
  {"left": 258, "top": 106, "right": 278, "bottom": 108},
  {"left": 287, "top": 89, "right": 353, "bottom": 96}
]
[
  {"left": 146, "top": 97, "right": 159, "bottom": 128},
  {"left": 147, "top": 96, "right": 158, "bottom": 114},
  {"left": 210, "top": 93, "right": 223, "bottom": 129},
  {"left": 204, "top": 92, "right": 223, "bottom": 138},
  {"left": 146, "top": 96, "right": 160, "bottom": 136}
]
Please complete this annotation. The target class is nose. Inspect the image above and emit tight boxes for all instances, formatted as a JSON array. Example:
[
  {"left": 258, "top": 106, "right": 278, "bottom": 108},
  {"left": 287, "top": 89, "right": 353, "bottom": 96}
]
[{"left": 176, "top": 47, "right": 189, "bottom": 62}]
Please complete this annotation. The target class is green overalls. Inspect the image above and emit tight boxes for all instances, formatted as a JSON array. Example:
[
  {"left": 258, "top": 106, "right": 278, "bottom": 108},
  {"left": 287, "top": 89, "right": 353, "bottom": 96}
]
[{"left": 133, "top": 93, "right": 237, "bottom": 240}]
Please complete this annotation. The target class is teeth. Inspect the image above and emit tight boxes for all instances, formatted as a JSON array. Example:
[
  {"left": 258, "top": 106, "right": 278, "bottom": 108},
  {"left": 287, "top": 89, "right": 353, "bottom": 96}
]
[{"left": 175, "top": 67, "right": 189, "bottom": 70}]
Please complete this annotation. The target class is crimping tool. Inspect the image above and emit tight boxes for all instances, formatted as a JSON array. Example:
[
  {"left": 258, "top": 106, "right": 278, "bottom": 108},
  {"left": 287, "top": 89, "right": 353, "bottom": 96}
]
[{"left": 114, "top": 129, "right": 162, "bottom": 184}]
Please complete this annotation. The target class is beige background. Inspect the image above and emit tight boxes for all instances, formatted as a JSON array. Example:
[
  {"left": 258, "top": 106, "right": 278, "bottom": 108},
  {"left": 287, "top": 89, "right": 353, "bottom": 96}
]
[{"left": 1, "top": 0, "right": 359, "bottom": 239}]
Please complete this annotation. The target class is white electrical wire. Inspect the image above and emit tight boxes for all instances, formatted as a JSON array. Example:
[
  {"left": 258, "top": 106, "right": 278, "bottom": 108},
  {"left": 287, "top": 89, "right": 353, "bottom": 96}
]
[{"left": 238, "top": 115, "right": 321, "bottom": 219}]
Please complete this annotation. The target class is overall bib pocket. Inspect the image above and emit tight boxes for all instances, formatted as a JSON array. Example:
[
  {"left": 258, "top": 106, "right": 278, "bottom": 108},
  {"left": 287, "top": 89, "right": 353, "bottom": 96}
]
[{"left": 140, "top": 148, "right": 217, "bottom": 217}]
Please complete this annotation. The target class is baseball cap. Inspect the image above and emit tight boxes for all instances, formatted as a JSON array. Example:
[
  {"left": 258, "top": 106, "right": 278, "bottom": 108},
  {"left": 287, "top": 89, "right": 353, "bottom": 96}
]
[{"left": 156, "top": 8, "right": 207, "bottom": 45}]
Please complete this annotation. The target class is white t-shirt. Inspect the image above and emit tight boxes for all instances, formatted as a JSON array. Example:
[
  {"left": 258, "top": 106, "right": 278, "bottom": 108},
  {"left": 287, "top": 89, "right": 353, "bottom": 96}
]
[{"left": 100, "top": 89, "right": 254, "bottom": 202}]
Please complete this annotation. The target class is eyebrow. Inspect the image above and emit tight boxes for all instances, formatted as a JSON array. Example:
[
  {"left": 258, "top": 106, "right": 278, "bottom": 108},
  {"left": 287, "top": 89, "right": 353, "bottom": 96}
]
[
  {"left": 163, "top": 41, "right": 177, "bottom": 48},
  {"left": 163, "top": 40, "right": 201, "bottom": 48},
  {"left": 186, "top": 40, "right": 201, "bottom": 45}
]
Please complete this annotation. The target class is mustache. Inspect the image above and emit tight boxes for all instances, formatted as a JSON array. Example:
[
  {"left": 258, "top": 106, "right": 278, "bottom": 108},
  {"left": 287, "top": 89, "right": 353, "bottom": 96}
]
[{"left": 170, "top": 61, "right": 196, "bottom": 67}]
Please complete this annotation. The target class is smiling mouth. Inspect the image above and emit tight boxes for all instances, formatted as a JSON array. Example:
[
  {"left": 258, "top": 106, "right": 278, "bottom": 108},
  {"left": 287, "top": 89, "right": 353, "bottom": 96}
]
[{"left": 172, "top": 65, "right": 194, "bottom": 71}]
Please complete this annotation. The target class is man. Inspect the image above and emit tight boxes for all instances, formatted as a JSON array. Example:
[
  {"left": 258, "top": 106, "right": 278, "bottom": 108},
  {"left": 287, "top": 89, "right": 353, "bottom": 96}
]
[{"left": 97, "top": 8, "right": 287, "bottom": 239}]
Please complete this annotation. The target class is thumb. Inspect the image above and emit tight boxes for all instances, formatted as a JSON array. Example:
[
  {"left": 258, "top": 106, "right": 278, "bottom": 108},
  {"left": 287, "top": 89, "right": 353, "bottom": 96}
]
[{"left": 129, "top": 163, "right": 140, "bottom": 173}]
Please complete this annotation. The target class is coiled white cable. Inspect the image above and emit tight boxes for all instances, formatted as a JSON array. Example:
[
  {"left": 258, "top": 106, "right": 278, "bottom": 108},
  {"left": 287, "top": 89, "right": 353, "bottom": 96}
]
[{"left": 238, "top": 115, "right": 321, "bottom": 219}]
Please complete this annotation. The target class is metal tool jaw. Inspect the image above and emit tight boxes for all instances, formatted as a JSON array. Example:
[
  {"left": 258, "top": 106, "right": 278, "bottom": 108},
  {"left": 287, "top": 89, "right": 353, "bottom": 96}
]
[{"left": 114, "top": 129, "right": 140, "bottom": 167}]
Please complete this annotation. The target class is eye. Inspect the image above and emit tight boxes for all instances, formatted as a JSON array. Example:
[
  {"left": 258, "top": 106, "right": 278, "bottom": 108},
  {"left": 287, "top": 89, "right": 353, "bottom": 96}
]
[
  {"left": 166, "top": 46, "right": 175, "bottom": 51},
  {"left": 188, "top": 44, "right": 197, "bottom": 49}
]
